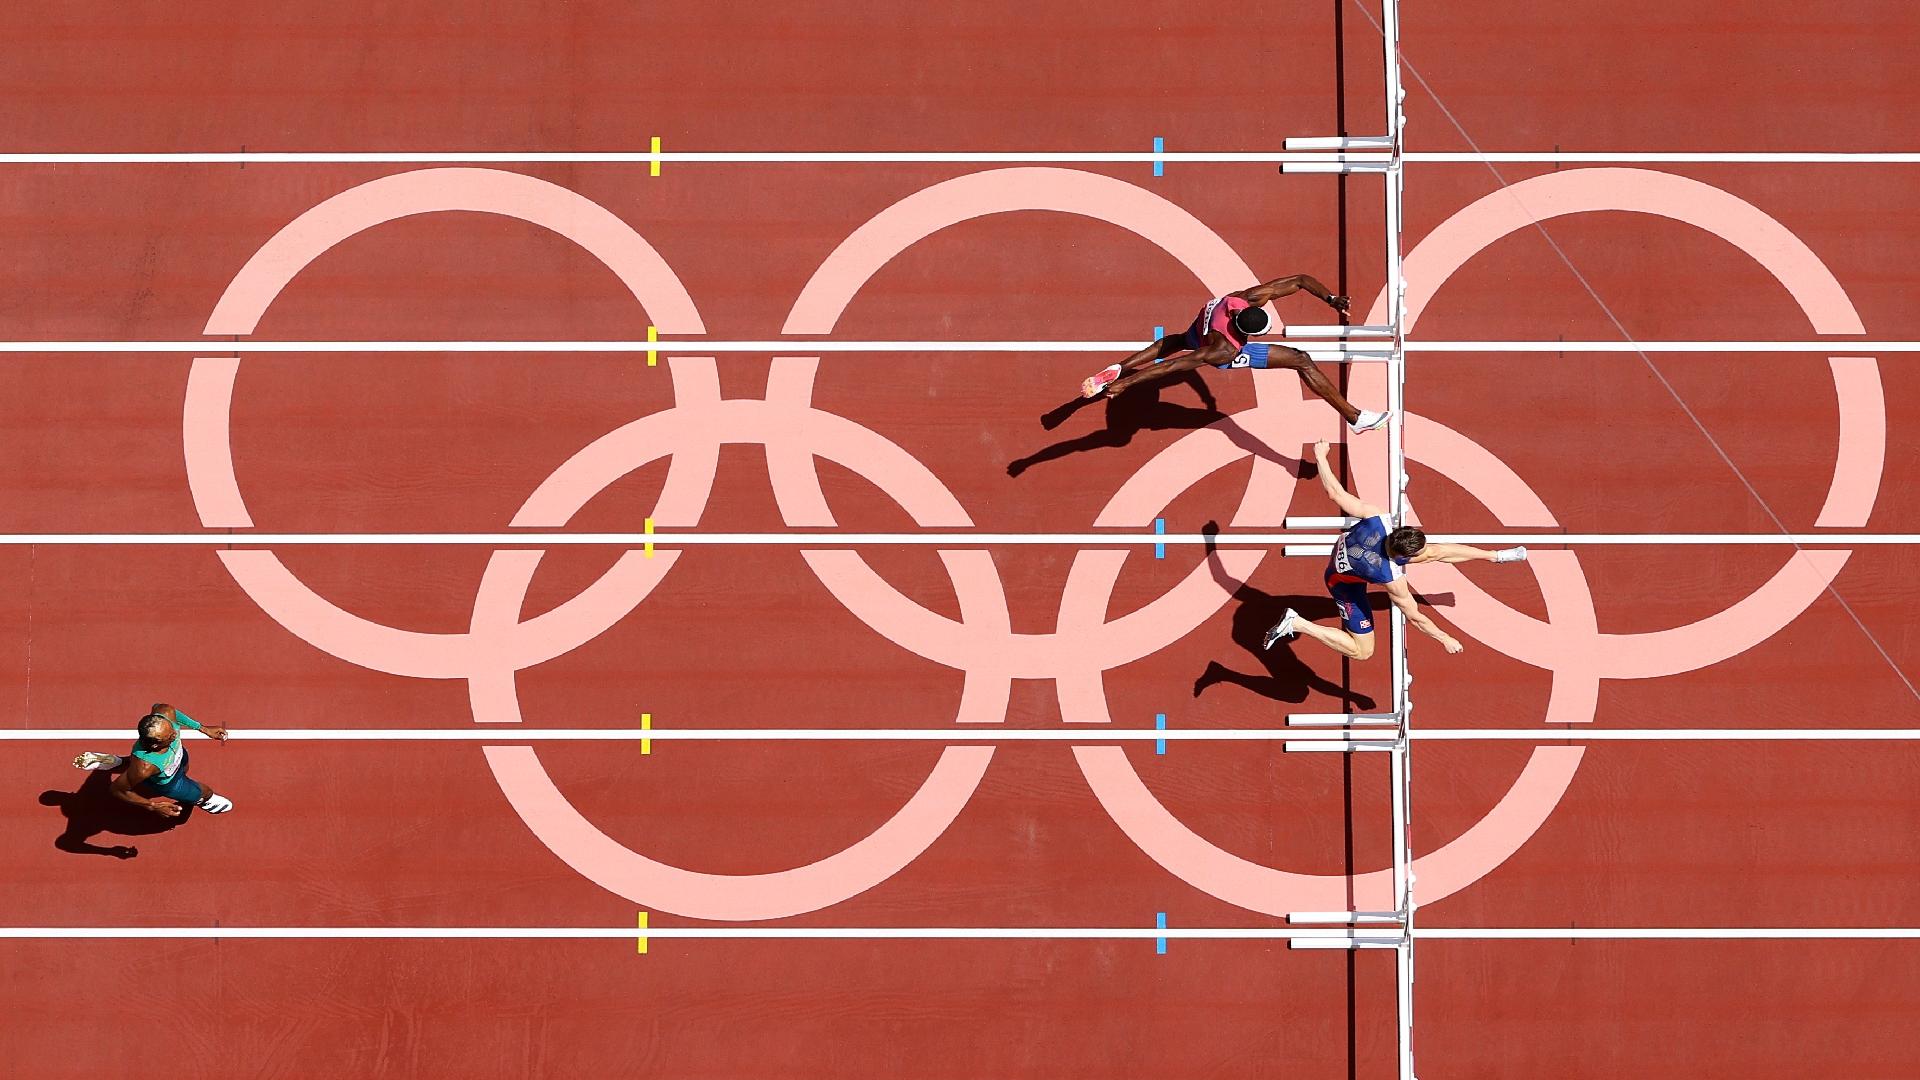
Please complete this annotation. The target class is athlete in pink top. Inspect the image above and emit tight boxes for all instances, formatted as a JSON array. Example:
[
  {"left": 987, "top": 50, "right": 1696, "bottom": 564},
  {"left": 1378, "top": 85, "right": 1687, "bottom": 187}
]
[{"left": 1080, "top": 273, "right": 1387, "bottom": 434}]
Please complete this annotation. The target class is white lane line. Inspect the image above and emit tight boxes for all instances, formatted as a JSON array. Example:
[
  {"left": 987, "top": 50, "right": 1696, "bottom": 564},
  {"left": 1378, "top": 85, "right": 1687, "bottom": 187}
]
[
  {"left": 1405, "top": 153, "right": 1920, "bottom": 165},
  {"left": 0, "top": 925, "right": 1909, "bottom": 940},
  {"left": 1408, "top": 341, "right": 1920, "bottom": 353},
  {"left": 0, "top": 152, "right": 1383, "bottom": 165},
  {"left": 0, "top": 339, "right": 1916, "bottom": 353},
  {"left": 0, "top": 340, "right": 1147, "bottom": 353},
  {"left": 7, "top": 728, "right": 1919, "bottom": 742},
  {"left": 0, "top": 533, "right": 1915, "bottom": 546},
  {"left": 0, "top": 151, "right": 1911, "bottom": 165},
  {"left": 1420, "top": 928, "right": 1920, "bottom": 940}
]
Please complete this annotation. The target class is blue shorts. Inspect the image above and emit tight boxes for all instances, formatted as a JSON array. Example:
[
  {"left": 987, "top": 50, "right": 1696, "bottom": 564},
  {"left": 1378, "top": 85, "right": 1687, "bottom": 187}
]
[
  {"left": 1326, "top": 577, "right": 1374, "bottom": 635},
  {"left": 1218, "top": 342, "right": 1270, "bottom": 370},
  {"left": 138, "top": 749, "right": 204, "bottom": 806}
]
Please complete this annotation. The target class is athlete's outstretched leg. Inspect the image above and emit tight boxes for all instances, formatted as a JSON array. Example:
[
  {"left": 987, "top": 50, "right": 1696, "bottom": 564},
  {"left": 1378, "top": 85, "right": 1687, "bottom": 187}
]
[
  {"left": 1265, "top": 608, "right": 1375, "bottom": 660},
  {"left": 1083, "top": 335, "right": 1189, "bottom": 397},
  {"left": 1265, "top": 580, "right": 1379, "bottom": 660},
  {"left": 1295, "top": 618, "right": 1375, "bottom": 660},
  {"left": 1267, "top": 346, "right": 1387, "bottom": 431},
  {"left": 1120, "top": 334, "right": 1188, "bottom": 373}
]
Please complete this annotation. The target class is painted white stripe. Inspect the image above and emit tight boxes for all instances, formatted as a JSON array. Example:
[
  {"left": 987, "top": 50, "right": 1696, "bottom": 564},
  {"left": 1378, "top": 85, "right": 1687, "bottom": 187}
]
[
  {"left": 0, "top": 151, "right": 1909, "bottom": 166},
  {"left": 7, "top": 728, "right": 1918, "bottom": 742},
  {"left": 0, "top": 152, "right": 1389, "bottom": 165},
  {"left": 1415, "top": 729, "right": 1920, "bottom": 741},
  {"left": 0, "top": 339, "right": 1150, "bottom": 353},
  {"left": 1404, "top": 152, "right": 1920, "bottom": 165},
  {"left": 1407, "top": 341, "right": 1920, "bottom": 353},
  {"left": 1, "top": 339, "right": 1913, "bottom": 354},
  {"left": 0, "top": 925, "right": 1909, "bottom": 941},
  {"left": 1420, "top": 928, "right": 1920, "bottom": 940},
  {"left": 0, "top": 926, "right": 1373, "bottom": 940},
  {"left": 0, "top": 533, "right": 1913, "bottom": 546}
]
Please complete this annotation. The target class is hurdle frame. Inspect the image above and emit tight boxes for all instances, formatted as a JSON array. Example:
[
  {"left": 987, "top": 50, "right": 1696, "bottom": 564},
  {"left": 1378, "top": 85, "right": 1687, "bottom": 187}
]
[{"left": 1281, "top": 2, "right": 1417, "bottom": 1077}]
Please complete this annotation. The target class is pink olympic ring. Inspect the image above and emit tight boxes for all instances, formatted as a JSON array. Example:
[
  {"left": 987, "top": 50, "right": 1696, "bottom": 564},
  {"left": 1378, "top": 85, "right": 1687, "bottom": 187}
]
[
  {"left": 1073, "top": 167, "right": 1881, "bottom": 914},
  {"left": 185, "top": 166, "right": 1881, "bottom": 920}
]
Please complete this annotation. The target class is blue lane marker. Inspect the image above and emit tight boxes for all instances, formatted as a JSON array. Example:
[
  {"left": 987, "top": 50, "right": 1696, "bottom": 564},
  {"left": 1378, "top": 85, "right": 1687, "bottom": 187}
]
[
  {"left": 1156, "top": 911, "right": 1168, "bottom": 954},
  {"left": 1153, "top": 324, "right": 1164, "bottom": 341},
  {"left": 1155, "top": 713, "right": 1167, "bottom": 755},
  {"left": 1153, "top": 137, "right": 1165, "bottom": 178},
  {"left": 1154, "top": 517, "right": 1166, "bottom": 559}
]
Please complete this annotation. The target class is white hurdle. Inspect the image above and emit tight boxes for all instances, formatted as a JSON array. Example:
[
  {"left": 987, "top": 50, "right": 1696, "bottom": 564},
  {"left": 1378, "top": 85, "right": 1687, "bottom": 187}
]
[
  {"left": 1278, "top": 159, "right": 1394, "bottom": 174},
  {"left": 1285, "top": 324, "right": 1396, "bottom": 338},
  {"left": 1278, "top": 2, "right": 1417, "bottom": 1076}
]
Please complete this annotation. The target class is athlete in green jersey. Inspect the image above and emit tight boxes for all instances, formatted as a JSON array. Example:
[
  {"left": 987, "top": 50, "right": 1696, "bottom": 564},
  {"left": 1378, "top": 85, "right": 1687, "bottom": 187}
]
[{"left": 72, "top": 703, "right": 234, "bottom": 817}]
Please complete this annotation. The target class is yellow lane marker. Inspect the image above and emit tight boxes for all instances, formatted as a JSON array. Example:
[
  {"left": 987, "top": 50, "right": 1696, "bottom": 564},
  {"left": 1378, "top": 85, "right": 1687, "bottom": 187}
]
[
  {"left": 641, "top": 711, "right": 652, "bottom": 756},
  {"left": 638, "top": 910, "right": 650, "bottom": 954},
  {"left": 646, "top": 324, "right": 658, "bottom": 366},
  {"left": 650, "top": 136, "right": 661, "bottom": 177},
  {"left": 643, "top": 517, "right": 655, "bottom": 558}
]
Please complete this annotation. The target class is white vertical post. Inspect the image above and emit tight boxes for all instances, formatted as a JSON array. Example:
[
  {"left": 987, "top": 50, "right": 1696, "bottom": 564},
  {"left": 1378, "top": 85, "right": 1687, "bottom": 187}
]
[
  {"left": 1381, "top": 3, "right": 1414, "bottom": 1078},
  {"left": 1397, "top": 730, "right": 1413, "bottom": 907}
]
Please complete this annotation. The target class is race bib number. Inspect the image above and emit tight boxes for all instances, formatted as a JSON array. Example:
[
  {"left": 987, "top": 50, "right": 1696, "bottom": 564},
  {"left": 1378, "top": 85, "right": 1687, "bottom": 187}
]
[
  {"left": 1332, "top": 542, "right": 1354, "bottom": 574},
  {"left": 1227, "top": 351, "right": 1254, "bottom": 369}
]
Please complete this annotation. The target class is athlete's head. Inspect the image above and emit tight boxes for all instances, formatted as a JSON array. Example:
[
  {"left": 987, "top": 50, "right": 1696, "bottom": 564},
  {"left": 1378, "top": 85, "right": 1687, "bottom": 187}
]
[
  {"left": 1385, "top": 526, "right": 1427, "bottom": 563},
  {"left": 137, "top": 713, "right": 174, "bottom": 750},
  {"left": 1232, "top": 306, "right": 1271, "bottom": 338}
]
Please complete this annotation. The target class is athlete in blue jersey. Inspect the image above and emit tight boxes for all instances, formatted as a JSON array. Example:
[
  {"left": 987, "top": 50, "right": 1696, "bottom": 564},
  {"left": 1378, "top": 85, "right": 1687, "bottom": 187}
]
[
  {"left": 1263, "top": 440, "right": 1527, "bottom": 661},
  {"left": 72, "top": 703, "right": 234, "bottom": 817}
]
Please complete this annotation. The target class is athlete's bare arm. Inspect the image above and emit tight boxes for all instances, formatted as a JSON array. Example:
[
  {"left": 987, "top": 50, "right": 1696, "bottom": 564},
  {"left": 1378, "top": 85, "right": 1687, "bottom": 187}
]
[
  {"left": 1312, "top": 440, "right": 1379, "bottom": 519},
  {"left": 151, "top": 701, "right": 228, "bottom": 741},
  {"left": 110, "top": 758, "right": 180, "bottom": 816},
  {"left": 1383, "top": 578, "right": 1463, "bottom": 653},
  {"left": 1232, "top": 274, "right": 1349, "bottom": 313},
  {"left": 1414, "top": 543, "right": 1501, "bottom": 564}
]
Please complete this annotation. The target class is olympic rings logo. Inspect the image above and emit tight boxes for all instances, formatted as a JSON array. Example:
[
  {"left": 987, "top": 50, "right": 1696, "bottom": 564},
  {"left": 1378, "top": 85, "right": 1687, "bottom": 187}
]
[{"left": 182, "top": 166, "right": 1883, "bottom": 921}]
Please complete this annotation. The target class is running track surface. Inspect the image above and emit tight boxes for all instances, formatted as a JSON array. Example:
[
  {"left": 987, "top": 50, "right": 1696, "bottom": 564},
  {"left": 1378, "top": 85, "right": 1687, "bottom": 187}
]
[{"left": 3, "top": 2, "right": 1919, "bottom": 1078}]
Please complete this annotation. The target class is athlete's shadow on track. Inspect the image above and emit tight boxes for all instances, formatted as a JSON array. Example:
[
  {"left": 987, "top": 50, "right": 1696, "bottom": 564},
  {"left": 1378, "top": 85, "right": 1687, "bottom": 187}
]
[
  {"left": 38, "top": 769, "right": 189, "bottom": 859},
  {"left": 1007, "top": 374, "right": 1296, "bottom": 477},
  {"left": 1192, "top": 521, "right": 1379, "bottom": 708}
]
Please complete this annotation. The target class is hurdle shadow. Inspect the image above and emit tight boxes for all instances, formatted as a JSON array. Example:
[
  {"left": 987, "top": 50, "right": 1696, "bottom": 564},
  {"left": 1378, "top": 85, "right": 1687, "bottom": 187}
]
[
  {"left": 1009, "top": 370, "right": 1297, "bottom": 477},
  {"left": 38, "top": 769, "right": 190, "bottom": 859}
]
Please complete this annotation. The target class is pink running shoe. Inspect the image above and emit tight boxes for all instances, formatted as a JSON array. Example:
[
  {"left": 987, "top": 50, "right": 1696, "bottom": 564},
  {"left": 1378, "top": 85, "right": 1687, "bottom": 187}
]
[{"left": 1081, "top": 364, "right": 1123, "bottom": 398}]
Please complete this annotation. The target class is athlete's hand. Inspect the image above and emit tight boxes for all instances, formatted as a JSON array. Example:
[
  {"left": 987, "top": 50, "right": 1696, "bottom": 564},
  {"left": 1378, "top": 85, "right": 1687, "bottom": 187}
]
[
  {"left": 201, "top": 726, "right": 229, "bottom": 742},
  {"left": 1326, "top": 294, "right": 1351, "bottom": 313},
  {"left": 1440, "top": 635, "right": 1465, "bottom": 655},
  {"left": 1312, "top": 439, "right": 1331, "bottom": 462},
  {"left": 147, "top": 797, "right": 183, "bottom": 818}
]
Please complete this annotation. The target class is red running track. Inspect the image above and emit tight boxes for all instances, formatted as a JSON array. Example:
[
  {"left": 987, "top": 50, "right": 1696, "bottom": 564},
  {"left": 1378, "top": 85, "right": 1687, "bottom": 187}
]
[{"left": 3, "top": 2, "right": 1919, "bottom": 1077}]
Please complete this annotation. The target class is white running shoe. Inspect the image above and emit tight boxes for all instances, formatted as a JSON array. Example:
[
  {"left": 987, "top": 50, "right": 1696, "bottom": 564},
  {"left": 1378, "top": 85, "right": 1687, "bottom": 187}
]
[
  {"left": 1493, "top": 546, "right": 1529, "bottom": 563},
  {"left": 73, "top": 751, "right": 123, "bottom": 771},
  {"left": 1081, "top": 364, "right": 1123, "bottom": 398},
  {"left": 1349, "top": 409, "right": 1390, "bottom": 433},
  {"left": 1262, "top": 608, "right": 1301, "bottom": 650},
  {"left": 197, "top": 793, "right": 234, "bottom": 814}
]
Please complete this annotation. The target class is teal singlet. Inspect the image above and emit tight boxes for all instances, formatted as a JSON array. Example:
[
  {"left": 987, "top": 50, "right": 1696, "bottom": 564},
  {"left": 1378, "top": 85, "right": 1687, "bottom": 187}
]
[{"left": 129, "top": 711, "right": 201, "bottom": 783}]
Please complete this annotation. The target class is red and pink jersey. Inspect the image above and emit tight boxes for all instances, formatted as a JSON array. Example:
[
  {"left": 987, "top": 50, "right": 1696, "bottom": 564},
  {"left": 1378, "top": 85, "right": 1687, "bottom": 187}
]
[{"left": 1182, "top": 294, "right": 1255, "bottom": 350}]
